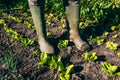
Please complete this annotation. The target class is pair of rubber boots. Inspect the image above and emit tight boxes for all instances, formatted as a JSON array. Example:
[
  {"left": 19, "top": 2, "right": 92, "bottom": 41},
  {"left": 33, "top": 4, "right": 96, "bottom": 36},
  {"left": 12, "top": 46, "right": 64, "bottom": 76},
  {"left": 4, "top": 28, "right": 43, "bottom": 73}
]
[{"left": 29, "top": 4, "right": 90, "bottom": 54}]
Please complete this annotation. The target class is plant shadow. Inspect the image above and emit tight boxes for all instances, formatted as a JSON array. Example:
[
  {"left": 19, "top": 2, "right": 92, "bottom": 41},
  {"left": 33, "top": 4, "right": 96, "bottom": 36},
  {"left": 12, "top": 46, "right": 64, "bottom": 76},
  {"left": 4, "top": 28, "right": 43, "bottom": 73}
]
[
  {"left": 74, "top": 66, "right": 84, "bottom": 73},
  {"left": 97, "top": 55, "right": 106, "bottom": 62}
]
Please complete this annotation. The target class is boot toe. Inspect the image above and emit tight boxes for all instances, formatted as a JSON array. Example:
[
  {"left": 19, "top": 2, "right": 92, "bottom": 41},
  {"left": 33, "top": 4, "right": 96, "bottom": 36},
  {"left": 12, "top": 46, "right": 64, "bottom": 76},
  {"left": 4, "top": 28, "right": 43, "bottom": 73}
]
[
  {"left": 81, "top": 43, "right": 91, "bottom": 52},
  {"left": 38, "top": 39, "right": 54, "bottom": 54}
]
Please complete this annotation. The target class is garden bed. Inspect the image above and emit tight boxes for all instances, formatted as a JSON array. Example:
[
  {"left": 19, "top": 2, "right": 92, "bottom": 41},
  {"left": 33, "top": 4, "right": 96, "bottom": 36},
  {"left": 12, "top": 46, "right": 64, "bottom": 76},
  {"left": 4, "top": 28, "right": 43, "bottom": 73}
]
[{"left": 0, "top": 10, "right": 120, "bottom": 80}]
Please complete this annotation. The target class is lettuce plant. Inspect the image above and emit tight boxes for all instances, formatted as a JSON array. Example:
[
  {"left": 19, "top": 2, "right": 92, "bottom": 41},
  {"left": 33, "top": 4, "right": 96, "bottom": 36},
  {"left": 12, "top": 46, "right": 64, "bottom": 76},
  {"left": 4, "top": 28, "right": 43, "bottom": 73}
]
[
  {"left": 19, "top": 35, "right": 34, "bottom": 46},
  {"left": 84, "top": 52, "right": 98, "bottom": 62},
  {"left": 46, "top": 32, "right": 52, "bottom": 38},
  {"left": 38, "top": 52, "right": 74, "bottom": 80},
  {"left": 111, "top": 25, "right": 120, "bottom": 31},
  {"left": 24, "top": 21, "right": 36, "bottom": 30},
  {"left": 59, "top": 24, "right": 65, "bottom": 29},
  {"left": 38, "top": 52, "right": 49, "bottom": 66},
  {"left": 38, "top": 52, "right": 64, "bottom": 70},
  {"left": 90, "top": 36, "right": 104, "bottom": 45},
  {"left": 58, "top": 40, "right": 69, "bottom": 49},
  {"left": 32, "top": 50, "right": 39, "bottom": 56},
  {"left": 106, "top": 41, "right": 118, "bottom": 51},
  {"left": 0, "top": 19, "right": 34, "bottom": 46},
  {"left": 0, "top": 19, "right": 5, "bottom": 24},
  {"left": 117, "top": 52, "right": 120, "bottom": 57},
  {"left": 2, "top": 12, "right": 35, "bottom": 30},
  {"left": 59, "top": 64, "right": 74, "bottom": 80},
  {"left": 112, "top": 34, "right": 118, "bottom": 39},
  {"left": 101, "top": 62, "right": 120, "bottom": 77}
]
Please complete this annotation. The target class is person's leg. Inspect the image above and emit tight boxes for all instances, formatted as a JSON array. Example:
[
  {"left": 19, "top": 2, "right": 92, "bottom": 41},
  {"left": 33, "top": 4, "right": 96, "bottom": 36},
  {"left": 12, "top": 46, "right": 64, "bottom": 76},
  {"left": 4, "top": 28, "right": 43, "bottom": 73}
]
[
  {"left": 28, "top": 0, "right": 54, "bottom": 53},
  {"left": 63, "top": 0, "right": 90, "bottom": 51}
]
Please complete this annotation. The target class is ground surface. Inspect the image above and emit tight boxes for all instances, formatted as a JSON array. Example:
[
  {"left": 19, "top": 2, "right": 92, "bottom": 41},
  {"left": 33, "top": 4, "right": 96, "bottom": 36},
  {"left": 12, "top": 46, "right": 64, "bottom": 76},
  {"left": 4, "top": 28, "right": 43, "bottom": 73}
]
[{"left": 0, "top": 10, "right": 120, "bottom": 80}]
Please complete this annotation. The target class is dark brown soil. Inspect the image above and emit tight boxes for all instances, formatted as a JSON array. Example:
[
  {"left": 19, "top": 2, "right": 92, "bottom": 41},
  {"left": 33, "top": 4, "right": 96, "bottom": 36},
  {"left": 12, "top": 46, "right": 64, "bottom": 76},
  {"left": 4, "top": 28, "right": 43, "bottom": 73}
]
[{"left": 0, "top": 10, "right": 120, "bottom": 80}]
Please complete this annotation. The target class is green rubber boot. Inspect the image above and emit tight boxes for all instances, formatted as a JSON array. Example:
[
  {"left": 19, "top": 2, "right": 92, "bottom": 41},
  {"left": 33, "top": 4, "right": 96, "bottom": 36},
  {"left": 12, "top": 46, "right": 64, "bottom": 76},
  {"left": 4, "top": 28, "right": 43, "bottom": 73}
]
[
  {"left": 65, "top": 2, "right": 90, "bottom": 51},
  {"left": 29, "top": 5, "right": 54, "bottom": 54}
]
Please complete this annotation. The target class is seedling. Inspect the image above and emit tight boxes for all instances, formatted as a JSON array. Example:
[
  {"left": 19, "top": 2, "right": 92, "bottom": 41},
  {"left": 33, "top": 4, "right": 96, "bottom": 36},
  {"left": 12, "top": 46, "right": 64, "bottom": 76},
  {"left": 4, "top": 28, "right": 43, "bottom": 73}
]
[
  {"left": 103, "top": 31, "right": 109, "bottom": 36},
  {"left": 2, "top": 52, "right": 17, "bottom": 73},
  {"left": 90, "top": 36, "right": 104, "bottom": 45},
  {"left": 0, "top": 19, "right": 34, "bottom": 46},
  {"left": 117, "top": 52, "right": 120, "bottom": 57},
  {"left": 59, "top": 64, "right": 74, "bottom": 80},
  {"left": 2, "top": 12, "right": 35, "bottom": 30},
  {"left": 32, "top": 50, "right": 39, "bottom": 56},
  {"left": 19, "top": 36, "right": 34, "bottom": 46},
  {"left": 46, "top": 20, "right": 51, "bottom": 25},
  {"left": 79, "top": 22, "right": 83, "bottom": 27},
  {"left": 46, "top": 32, "right": 52, "bottom": 38},
  {"left": 84, "top": 52, "right": 98, "bottom": 62},
  {"left": 38, "top": 52, "right": 49, "bottom": 66},
  {"left": 38, "top": 52, "right": 74, "bottom": 80},
  {"left": 101, "top": 62, "right": 120, "bottom": 77},
  {"left": 106, "top": 41, "right": 118, "bottom": 51},
  {"left": 38, "top": 52, "right": 64, "bottom": 70},
  {"left": 58, "top": 40, "right": 69, "bottom": 49},
  {"left": 111, "top": 25, "right": 120, "bottom": 31},
  {"left": 0, "top": 19, "right": 5, "bottom": 24},
  {"left": 24, "top": 21, "right": 36, "bottom": 30},
  {"left": 59, "top": 24, "right": 66, "bottom": 29},
  {"left": 0, "top": 19, "right": 18, "bottom": 40},
  {"left": 112, "top": 34, "right": 118, "bottom": 39},
  {"left": 111, "top": 26, "right": 117, "bottom": 31},
  {"left": 6, "top": 28, "right": 19, "bottom": 40}
]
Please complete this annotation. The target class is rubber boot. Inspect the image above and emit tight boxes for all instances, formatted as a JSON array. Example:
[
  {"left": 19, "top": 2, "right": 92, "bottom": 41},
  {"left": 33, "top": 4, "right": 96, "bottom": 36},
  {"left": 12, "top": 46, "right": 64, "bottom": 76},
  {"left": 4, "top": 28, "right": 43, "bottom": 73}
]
[
  {"left": 28, "top": 1, "right": 54, "bottom": 54},
  {"left": 65, "top": 1, "right": 90, "bottom": 51}
]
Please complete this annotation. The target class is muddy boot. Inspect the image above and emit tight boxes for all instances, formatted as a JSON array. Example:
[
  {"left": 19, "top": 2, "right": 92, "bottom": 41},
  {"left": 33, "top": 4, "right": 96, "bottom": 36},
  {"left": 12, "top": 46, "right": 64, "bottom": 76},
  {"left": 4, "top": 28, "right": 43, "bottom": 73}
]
[
  {"left": 28, "top": 0, "right": 54, "bottom": 54},
  {"left": 65, "top": 1, "right": 90, "bottom": 51}
]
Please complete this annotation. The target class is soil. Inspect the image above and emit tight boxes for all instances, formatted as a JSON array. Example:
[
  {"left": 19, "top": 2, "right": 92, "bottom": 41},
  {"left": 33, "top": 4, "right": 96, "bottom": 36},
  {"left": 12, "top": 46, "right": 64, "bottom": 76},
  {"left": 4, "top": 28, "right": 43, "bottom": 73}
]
[{"left": 0, "top": 10, "right": 120, "bottom": 80}]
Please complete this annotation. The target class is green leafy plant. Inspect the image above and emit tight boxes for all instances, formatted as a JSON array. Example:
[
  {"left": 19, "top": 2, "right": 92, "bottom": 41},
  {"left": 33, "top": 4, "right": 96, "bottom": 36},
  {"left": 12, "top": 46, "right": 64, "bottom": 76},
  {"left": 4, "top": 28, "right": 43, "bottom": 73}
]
[
  {"left": 38, "top": 52, "right": 74, "bottom": 80},
  {"left": 46, "top": 19, "right": 51, "bottom": 25},
  {"left": 49, "top": 55, "right": 62, "bottom": 70},
  {"left": 90, "top": 36, "right": 104, "bottom": 45},
  {"left": 58, "top": 40, "right": 69, "bottom": 49},
  {"left": 38, "top": 52, "right": 49, "bottom": 66},
  {"left": 2, "top": 52, "right": 17, "bottom": 73},
  {"left": 32, "top": 50, "right": 39, "bottom": 56},
  {"left": 84, "top": 52, "right": 98, "bottom": 62},
  {"left": 24, "top": 21, "right": 36, "bottom": 30},
  {"left": 80, "top": 0, "right": 115, "bottom": 27},
  {"left": 19, "top": 35, "right": 34, "bottom": 46},
  {"left": 46, "top": 32, "right": 52, "bottom": 38},
  {"left": 112, "top": 34, "right": 118, "bottom": 39},
  {"left": 106, "top": 41, "right": 118, "bottom": 50},
  {"left": 117, "top": 52, "right": 120, "bottom": 57},
  {"left": 0, "top": 19, "right": 5, "bottom": 24},
  {"left": 5, "top": 28, "right": 19, "bottom": 40},
  {"left": 45, "top": 0, "right": 64, "bottom": 17},
  {"left": 38, "top": 52, "right": 64, "bottom": 70},
  {"left": 59, "top": 64, "right": 74, "bottom": 80},
  {"left": 2, "top": 13, "right": 22, "bottom": 23},
  {"left": 0, "top": 19, "right": 34, "bottom": 46},
  {"left": 59, "top": 24, "right": 65, "bottom": 29},
  {"left": 111, "top": 26, "right": 117, "bottom": 31},
  {"left": 103, "top": 31, "right": 109, "bottom": 36},
  {"left": 0, "top": 19, "right": 19, "bottom": 40},
  {"left": 2, "top": 12, "right": 35, "bottom": 30},
  {"left": 101, "top": 62, "right": 120, "bottom": 77},
  {"left": 111, "top": 25, "right": 120, "bottom": 31}
]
